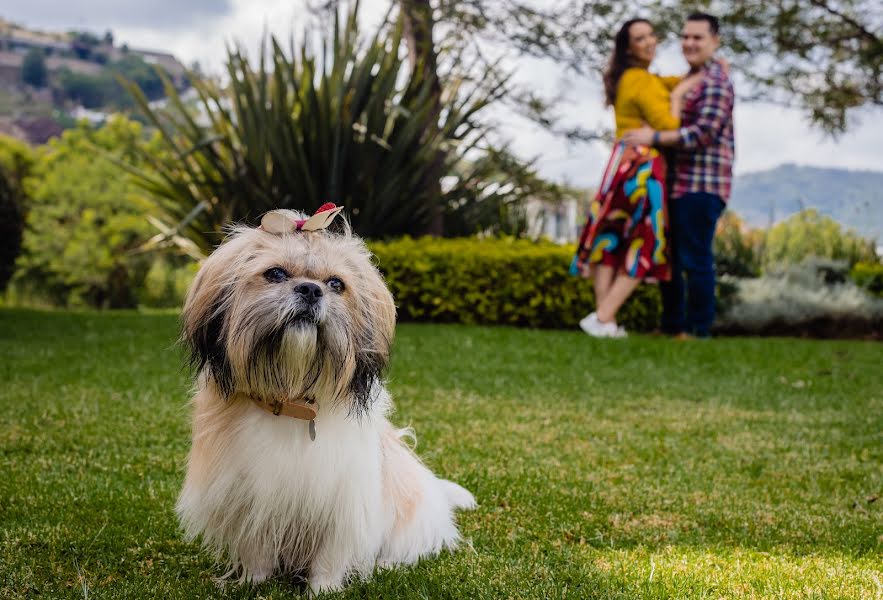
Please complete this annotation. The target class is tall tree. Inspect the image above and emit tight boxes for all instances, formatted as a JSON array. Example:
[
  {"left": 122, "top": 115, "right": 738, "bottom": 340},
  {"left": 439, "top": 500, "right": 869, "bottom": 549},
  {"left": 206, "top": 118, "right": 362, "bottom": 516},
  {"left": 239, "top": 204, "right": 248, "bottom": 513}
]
[
  {"left": 21, "top": 49, "right": 48, "bottom": 88},
  {"left": 401, "top": 0, "right": 445, "bottom": 234},
  {"left": 713, "top": 0, "right": 881, "bottom": 133},
  {"left": 423, "top": 0, "right": 880, "bottom": 135}
]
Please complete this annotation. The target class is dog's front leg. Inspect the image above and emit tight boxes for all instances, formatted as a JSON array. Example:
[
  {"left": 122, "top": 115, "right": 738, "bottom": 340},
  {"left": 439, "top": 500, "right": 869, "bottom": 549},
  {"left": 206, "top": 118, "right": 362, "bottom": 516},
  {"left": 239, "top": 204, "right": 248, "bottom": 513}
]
[
  {"left": 306, "top": 536, "right": 353, "bottom": 594},
  {"left": 307, "top": 484, "right": 387, "bottom": 594}
]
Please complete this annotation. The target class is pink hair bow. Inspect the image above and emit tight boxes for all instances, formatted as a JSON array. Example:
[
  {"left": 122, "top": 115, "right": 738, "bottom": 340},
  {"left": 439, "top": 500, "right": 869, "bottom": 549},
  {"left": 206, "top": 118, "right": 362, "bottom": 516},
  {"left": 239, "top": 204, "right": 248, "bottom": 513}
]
[{"left": 260, "top": 203, "right": 344, "bottom": 234}]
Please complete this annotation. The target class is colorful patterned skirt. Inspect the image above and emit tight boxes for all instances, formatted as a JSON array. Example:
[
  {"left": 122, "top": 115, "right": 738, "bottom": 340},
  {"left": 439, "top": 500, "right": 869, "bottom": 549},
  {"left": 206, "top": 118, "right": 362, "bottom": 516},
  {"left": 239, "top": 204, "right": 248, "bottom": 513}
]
[{"left": 570, "top": 142, "right": 671, "bottom": 282}]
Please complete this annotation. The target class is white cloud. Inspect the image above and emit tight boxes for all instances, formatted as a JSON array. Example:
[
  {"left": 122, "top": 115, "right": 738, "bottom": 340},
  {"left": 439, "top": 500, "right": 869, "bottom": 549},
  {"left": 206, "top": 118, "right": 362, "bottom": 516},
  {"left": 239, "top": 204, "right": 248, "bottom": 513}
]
[
  {"left": 733, "top": 103, "right": 882, "bottom": 175},
  {"left": 5, "top": 0, "right": 232, "bottom": 31}
]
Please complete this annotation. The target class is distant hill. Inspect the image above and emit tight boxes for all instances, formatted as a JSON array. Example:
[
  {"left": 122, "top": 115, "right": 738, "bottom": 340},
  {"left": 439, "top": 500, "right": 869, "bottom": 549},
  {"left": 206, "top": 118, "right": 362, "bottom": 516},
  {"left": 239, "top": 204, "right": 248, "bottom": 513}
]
[
  {"left": 0, "top": 18, "right": 189, "bottom": 143},
  {"left": 731, "top": 164, "right": 883, "bottom": 241}
]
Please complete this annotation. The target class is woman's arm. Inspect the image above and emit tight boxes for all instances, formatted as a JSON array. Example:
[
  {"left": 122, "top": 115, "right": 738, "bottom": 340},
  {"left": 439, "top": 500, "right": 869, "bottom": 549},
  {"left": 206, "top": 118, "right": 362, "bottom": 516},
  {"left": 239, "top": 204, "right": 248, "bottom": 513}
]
[
  {"left": 630, "top": 72, "right": 681, "bottom": 131},
  {"left": 658, "top": 75, "right": 683, "bottom": 91}
]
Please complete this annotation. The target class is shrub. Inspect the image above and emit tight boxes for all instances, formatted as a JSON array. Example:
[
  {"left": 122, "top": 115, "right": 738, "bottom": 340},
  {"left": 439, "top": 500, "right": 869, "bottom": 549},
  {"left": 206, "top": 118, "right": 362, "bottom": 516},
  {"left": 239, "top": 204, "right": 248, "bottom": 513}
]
[
  {"left": 0, "top": 136, "right": 35, "bottom": 294},
  {"left": 15, "top": 117, "right": 162, "bottom": 308},
  {"left": 714, "top": 211, "right": 762, "bottom": 277},
  {"left": 369, "top": 237, "right": 661, "bottom": 330},
  {"left": 132, "top": 236, "right": 664, "bottom": 323},
  {"left": 715, "top": 258, "right": 883, "bottom": 338},
  {"left": 57, "top": 69, "right": 109, "bottom": 109},
  {"left": 139, "top": 257, "right": 198, "bottom": 308},
  {"left": 851, "top": 261, "right": 883, "bottom": 297},
  {"left": 762, "top": 209, "right": 876, "bottom": 269}
]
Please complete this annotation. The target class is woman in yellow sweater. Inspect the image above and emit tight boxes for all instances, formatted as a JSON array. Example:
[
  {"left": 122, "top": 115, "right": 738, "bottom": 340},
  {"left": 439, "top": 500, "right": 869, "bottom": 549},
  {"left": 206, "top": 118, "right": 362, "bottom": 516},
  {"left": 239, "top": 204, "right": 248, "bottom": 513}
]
[{"left": 572, "top": 18, "right": 699, "bottom": 338}]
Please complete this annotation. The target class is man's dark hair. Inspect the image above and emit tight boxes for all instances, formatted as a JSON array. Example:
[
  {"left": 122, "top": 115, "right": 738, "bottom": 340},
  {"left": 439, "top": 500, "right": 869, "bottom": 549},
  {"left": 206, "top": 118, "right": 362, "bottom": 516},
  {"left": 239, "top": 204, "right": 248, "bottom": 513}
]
[{"left": 686, "top": 12, "right": 720, "bottom": 35}]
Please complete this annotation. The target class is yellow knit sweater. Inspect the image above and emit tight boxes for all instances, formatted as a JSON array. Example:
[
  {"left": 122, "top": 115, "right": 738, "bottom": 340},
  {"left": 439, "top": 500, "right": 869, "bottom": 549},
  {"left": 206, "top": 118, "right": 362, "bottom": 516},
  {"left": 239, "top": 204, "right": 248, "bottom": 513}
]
[{"left": 614, "top": 68, "right": 681, "bottom": 139}]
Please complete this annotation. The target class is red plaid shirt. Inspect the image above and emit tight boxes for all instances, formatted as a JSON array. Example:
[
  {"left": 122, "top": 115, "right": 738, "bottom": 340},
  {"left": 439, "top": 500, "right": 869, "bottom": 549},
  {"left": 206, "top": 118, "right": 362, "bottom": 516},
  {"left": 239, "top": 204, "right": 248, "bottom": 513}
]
[{"left": 674, "top": 59, "right": 735, "bottom": 201}]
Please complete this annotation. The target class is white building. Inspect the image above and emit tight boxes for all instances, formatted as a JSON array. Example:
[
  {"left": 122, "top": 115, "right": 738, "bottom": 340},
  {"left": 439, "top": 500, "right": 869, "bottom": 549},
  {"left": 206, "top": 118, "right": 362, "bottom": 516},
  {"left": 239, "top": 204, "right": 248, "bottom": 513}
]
[{"left": 525, "top": 192, "right": 590, "bottom": 244}]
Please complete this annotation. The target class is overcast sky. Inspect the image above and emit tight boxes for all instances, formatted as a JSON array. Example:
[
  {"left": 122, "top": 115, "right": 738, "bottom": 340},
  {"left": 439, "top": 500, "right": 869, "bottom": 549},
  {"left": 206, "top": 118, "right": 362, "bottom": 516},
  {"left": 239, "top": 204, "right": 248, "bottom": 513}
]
[{"left": 5, "top": 0, "right": 882, "bottom": 187}]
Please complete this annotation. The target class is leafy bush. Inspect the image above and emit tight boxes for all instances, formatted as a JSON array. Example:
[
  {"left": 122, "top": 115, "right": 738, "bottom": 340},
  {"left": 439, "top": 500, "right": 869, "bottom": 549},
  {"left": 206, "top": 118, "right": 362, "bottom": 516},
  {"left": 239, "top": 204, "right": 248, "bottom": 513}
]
[
  {"left": 370, "top": 237, "right": 661, "bottom": 330},
  {"left": 57, "top": 54, "right": 167, "bottom": 110},
  {"left": 14, "top": 117, "right": 163, "bottom": 308},
  {"left": 715, "top": 258, "right": 883, "bottom": 337},
  {"left": 714, "top": 211, "right": 762, "bottom": 277},
  {"left": 0, "top": 136, "right": 35, "bottom": 294},
  {"left": 138, "top": 257, "right": 198, "bottom": 308},
  {"left": 111, "top": 54, "right": 165, "bottom": 101},
  {"left": 851, "top": 261, "right": 883, "bottom": 297},
  {"left": 76, "top": 235, "right": 663, "bottom": 322},
  {"left": 762, "top": 209, "right": 876, "bottom": 269},
  {"left": 57, "top": 68, "right": 110, "bottom": 109}
]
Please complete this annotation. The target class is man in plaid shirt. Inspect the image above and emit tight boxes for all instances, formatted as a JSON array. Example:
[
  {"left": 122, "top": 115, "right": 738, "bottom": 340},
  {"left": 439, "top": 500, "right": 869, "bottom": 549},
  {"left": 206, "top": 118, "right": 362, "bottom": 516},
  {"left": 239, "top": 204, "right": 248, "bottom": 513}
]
[{"left": 623, "top": 12, "right": 734, "bottom": 338}]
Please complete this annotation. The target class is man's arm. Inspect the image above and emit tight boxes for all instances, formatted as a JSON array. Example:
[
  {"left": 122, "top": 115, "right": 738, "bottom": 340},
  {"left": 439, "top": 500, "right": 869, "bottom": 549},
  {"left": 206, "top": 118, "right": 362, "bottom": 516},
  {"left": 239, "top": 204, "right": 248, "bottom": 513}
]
[{"left": 676, "top": 76, "right": 734, "bottom": 149}]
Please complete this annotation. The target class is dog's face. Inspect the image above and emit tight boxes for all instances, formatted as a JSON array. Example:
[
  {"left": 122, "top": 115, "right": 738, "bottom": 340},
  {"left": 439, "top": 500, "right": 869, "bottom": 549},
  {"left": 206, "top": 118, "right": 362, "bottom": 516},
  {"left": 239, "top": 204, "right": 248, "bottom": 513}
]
[{"left": 182, "top": 216, "right": 396, "bottom": 414}]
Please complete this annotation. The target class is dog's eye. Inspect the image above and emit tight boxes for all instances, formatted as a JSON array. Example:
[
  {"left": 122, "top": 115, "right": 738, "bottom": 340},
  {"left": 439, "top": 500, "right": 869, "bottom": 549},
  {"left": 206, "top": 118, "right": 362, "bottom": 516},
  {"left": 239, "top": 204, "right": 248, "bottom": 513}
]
[
  {"left": 263, "top": 267, "right": 289, "bottom": 283},
  {"left": 326, "top": 277, "right": 345, "bottom": 293}
]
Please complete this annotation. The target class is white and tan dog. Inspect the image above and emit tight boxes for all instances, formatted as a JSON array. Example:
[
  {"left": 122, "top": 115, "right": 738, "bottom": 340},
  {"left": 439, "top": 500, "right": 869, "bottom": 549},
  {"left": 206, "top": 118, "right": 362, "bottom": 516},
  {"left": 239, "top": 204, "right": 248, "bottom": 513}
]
[{"left": 176, "top": 206, "right": 475, "bottom": 592}]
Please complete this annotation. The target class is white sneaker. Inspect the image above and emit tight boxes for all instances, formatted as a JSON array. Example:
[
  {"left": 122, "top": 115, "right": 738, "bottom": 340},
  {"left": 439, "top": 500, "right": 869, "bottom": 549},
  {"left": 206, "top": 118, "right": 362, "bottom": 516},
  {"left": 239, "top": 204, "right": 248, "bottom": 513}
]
[{"left": 579, "top": 312, "right": 622, "bottom": 338}]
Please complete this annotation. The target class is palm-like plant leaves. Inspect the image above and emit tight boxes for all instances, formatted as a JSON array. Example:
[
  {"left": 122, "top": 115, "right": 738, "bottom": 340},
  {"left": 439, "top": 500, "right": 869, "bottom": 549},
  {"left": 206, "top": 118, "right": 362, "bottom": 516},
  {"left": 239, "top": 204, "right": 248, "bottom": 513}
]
[{"left": 121, "top": 3, "right": 509, "bottom": 252}]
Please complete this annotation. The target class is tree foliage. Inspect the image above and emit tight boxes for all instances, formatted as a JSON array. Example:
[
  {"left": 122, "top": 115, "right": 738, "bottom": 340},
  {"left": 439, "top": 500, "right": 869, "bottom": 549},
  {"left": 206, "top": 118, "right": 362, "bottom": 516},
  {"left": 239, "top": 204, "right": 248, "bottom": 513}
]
[
  {"left": 15, "top": 118, "right": 162, "bottom": 308},
  {"left": 21, "top": 49, "right": 48, "bottom": 88},
  {"left": 58, "top": 55, "right": 167, "bottom": 109},
  {"left": 405, "top": 0, "right": 880, "bottom": 136},
  {"left": 0, "top": 136, "right": 35, "bottom": 293},
  {"left": 58, "top": 69, "right": 109, "bottom": 109},
  {"left": 714, "top": 211, "right": 763, "bottom": 278},
  {"left": 705, "top": 0, "right": 881, "bottom": 134},
  {"left": 762, "top": 209, "right": 877, "bottom": 268}
]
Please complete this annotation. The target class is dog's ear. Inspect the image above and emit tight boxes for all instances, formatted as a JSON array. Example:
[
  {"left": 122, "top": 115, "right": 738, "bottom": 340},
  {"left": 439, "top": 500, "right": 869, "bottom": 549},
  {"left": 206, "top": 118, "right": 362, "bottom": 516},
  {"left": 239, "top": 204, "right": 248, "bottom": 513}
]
[
  {"left": 349, "top": 269, "right": 397, "bottom": 414},
  {"left": 181, "top": 244, "right": 238, "bottom": 396}
]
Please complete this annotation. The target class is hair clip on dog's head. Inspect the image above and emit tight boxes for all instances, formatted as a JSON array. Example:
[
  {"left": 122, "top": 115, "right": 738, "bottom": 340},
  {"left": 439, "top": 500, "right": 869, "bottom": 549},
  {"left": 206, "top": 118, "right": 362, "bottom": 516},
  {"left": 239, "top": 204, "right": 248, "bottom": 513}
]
[{"left": 260, "top": 203, "right": 344, "bottom": 234}]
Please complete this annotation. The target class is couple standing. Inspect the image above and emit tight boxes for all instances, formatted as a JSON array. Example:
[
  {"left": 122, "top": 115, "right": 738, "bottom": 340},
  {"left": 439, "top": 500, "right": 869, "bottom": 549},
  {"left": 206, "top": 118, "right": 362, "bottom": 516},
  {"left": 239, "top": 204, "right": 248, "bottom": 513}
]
[{"left": 573, "top": 12, "right": 735, "bottom": 339}]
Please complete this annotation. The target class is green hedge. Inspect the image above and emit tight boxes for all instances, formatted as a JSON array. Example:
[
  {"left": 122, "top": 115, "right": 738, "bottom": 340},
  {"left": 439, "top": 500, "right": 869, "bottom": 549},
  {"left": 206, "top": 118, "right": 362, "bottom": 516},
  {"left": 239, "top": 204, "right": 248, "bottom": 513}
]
[
  {"left": 369, "top": 237, "right": 661, "bottom": 331},
  {"left": 850, "top": 261, "right": 883, "bottom": 297}
]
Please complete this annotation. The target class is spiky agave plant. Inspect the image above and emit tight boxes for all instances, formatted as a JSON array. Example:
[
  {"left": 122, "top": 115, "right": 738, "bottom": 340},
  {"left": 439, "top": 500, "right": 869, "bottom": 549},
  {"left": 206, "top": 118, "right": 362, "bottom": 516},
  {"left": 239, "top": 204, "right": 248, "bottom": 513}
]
[{"left": 120, "top": 1, "right": 509, "bottom": 253}]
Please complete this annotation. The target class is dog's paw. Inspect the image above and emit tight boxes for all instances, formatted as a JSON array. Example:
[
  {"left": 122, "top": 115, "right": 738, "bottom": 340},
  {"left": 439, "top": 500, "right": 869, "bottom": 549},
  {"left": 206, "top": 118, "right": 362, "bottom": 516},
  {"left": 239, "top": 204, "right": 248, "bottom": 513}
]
[
  {"left": 248, "top": 570, "right": 272, "bottom": 584},
  {"left": 307, "top": 573, "right": 344, "bottom": 597}
]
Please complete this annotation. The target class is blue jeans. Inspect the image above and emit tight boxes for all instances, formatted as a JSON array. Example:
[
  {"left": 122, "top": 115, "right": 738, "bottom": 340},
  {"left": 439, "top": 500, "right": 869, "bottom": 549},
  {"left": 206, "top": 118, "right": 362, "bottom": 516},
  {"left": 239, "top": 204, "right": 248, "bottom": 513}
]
[{"left": 661, "top": 192, "right": 726, "bottom": 337}]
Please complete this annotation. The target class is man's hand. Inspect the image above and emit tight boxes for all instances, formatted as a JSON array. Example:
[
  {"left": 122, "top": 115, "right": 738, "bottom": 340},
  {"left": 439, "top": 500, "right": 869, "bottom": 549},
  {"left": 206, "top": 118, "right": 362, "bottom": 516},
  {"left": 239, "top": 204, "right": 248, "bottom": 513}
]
[{"left": 622, "top": 126, "right": 655, "bottom": 146}]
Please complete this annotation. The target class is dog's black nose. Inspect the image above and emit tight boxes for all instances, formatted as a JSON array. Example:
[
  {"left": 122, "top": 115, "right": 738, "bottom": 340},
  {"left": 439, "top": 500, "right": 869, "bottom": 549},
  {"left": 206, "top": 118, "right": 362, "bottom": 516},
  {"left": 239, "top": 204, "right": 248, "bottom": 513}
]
[{"left": 294, "top": 282, "right": 323, "bottom": 304}]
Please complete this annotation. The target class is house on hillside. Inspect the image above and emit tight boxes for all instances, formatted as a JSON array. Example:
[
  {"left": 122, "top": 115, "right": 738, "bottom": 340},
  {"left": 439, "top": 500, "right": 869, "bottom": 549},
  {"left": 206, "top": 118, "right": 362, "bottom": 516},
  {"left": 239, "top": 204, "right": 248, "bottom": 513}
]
[
  {"left": 135, "top": 49, "right": 188, "bottom": 88},
  {"left": 0, "top": 19, "right": 70, "bottom": 56},
  {"left": 0, "top": 50, "right": 21, "bottom": 86},
  {"left": 0, "top": 18, "right": 189, "bottom": 89}
]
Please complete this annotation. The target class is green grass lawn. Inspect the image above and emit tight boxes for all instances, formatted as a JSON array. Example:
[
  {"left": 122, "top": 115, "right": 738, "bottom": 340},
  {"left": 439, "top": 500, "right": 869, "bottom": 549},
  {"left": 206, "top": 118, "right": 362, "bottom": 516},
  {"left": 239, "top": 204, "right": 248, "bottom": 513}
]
[{"left": 1, "top": 308, "right": 881, "bottom": 599}]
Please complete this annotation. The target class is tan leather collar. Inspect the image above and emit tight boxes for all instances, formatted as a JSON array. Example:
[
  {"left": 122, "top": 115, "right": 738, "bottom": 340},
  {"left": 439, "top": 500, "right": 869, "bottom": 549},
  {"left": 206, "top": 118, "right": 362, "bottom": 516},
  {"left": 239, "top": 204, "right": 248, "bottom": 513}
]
[{"left": 231, "top": 391, "right": 318, "bottom": 421}]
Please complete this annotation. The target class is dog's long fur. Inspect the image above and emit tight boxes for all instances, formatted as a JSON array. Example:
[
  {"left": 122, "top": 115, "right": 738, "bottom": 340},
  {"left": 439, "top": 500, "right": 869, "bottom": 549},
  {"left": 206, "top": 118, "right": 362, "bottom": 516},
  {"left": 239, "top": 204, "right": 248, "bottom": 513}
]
[{"left": 176, "top": 215, "right": 475, "bottom": 592}]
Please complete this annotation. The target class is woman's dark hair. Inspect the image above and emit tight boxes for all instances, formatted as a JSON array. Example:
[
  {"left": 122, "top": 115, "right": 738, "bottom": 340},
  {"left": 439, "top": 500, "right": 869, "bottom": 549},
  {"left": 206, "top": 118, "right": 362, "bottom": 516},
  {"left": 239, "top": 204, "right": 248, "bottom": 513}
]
[{"left": 603, "top": 19, "right": 652, "bottom": 107}]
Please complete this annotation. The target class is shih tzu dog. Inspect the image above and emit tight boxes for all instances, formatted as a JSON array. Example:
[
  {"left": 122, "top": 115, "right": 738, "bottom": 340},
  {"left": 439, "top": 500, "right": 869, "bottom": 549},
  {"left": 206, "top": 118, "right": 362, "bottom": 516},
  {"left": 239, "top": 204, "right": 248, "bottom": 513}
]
[{"left": 176, "top": 204, "right": 475, "bottom": 593}]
